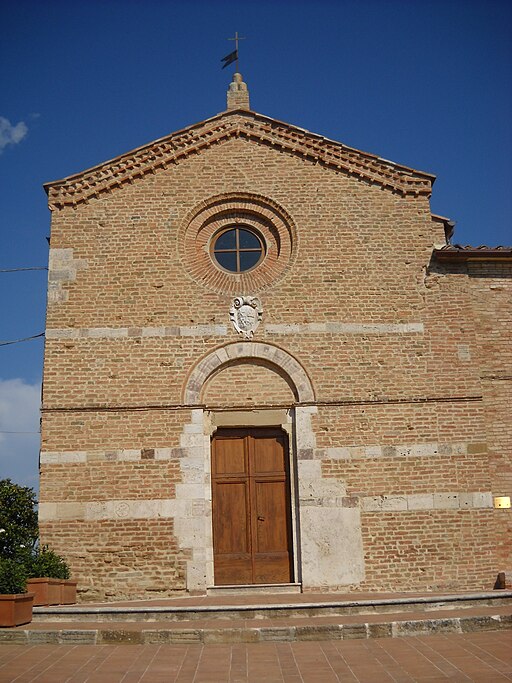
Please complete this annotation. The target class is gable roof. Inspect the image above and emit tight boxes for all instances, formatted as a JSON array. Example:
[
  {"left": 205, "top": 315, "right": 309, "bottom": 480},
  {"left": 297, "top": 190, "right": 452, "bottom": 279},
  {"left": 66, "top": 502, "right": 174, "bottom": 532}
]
[{"left": 44, "top": 109, "right": 436, "bottom": 209}]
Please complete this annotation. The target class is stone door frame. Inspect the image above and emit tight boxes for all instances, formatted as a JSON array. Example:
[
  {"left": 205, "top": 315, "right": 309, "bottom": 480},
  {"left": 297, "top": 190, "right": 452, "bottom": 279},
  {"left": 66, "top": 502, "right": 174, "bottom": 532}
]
[
  {"left": 208, "top": 410, "right": 300, "bottom": 587},
  {"left": 173, "top": 341, "right": 317, "bottom": 593}
]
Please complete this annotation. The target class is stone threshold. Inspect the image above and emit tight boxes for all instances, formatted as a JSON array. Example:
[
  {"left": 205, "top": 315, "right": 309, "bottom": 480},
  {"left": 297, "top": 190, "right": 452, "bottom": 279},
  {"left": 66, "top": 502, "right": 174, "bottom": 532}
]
[
  {"left": 3, "top": 608, "right": 511, "bottom": 645},
  {"left": 206, "top": 583, "right": 302, "bottom": 597}
]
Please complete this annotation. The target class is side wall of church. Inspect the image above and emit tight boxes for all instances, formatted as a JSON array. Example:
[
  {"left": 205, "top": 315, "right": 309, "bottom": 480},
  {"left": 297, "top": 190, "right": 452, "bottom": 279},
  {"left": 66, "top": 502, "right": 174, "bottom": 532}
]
[
  {"left": 39, "top": 129, "right": 506, "bottom": 599},
  {"left": 469, "top": 261, "right": 512, "bottom": 579}
]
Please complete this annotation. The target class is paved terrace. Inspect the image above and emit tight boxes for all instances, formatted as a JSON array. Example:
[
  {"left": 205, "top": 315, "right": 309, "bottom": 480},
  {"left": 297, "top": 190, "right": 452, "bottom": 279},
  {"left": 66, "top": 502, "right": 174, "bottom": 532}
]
[{"left": 1, "top": 632, "right": 511, "bottom": 682}]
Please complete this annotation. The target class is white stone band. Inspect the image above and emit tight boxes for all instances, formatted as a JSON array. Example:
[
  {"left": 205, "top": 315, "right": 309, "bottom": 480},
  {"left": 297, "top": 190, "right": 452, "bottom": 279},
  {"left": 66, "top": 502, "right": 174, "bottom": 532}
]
[
  {"left": 361, "top": 492, "right": 493, "bottom": 511},
  {"left": 38, "top": 490, "right": 493, "bottom": 522},
  {"left": 40, "top": 449, "right": 174, "bottom": 464},
  {"left": 317, "top": 441, "right": 474, "bottom": 460},
  {"left": 45, "top": 325, "right": 228, "bottom": 339},
  {"left": 266, "top": 322, "right": 424, "bottom": 335},
  {"left": 40, "top": 440, "right": 476, "bottom": 465},
  {"left": 45, "top": 321, "right": 424, "bottom": 340}
]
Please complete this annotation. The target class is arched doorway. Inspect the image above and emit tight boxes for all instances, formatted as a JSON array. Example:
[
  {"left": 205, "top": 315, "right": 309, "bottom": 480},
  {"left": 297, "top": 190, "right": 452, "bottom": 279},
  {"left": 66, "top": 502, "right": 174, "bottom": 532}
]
[{"left": 181, "top": 342, "right": 315, "bottom": 587}]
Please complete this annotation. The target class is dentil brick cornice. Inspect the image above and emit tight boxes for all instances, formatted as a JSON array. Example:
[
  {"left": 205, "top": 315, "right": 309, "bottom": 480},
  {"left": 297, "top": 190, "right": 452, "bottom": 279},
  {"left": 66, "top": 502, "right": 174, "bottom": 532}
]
[{"left": 44, "top": 109, "right": 435, "bottom": 209}]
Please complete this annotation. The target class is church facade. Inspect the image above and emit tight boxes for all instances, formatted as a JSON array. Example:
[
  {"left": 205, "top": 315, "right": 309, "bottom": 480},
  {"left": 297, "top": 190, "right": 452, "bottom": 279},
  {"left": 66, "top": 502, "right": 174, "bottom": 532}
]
[{"left": 39, "top": 75, "right": 511, "bottom": 601}]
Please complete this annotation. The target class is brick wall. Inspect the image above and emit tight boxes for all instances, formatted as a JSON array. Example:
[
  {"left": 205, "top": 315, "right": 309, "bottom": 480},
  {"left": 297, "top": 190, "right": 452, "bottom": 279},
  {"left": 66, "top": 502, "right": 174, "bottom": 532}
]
[
  {"left": 40, "top": 520, "right": 187, "bottom": 601},
  {"left": 40, "top": 109, "right": 509, "bottom": 599},
  {"left": 470, "top": 263, "right": 512, "bottom": 577},
  {"left": 357, "top": 510, "right": 496, "bottom": 592},
  {"left": 202, "top": 361, "right": 295, "bottom": 406}
]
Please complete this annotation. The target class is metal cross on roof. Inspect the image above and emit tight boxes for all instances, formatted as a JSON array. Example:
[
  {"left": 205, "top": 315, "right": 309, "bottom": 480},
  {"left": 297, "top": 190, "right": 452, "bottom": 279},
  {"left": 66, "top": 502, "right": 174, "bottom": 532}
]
[{"left": 228, "top": 31, "right": 246, "bottom": 72}]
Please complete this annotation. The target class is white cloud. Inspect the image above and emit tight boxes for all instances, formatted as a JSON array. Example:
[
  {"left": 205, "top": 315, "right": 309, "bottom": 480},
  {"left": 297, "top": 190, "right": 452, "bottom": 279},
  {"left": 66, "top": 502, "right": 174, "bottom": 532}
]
[
  {"left": 0, "top": 116, "right": 28, "bottom": 153},
  {"left": 0, "top": 379, "right": 41, "bottom": 491}
]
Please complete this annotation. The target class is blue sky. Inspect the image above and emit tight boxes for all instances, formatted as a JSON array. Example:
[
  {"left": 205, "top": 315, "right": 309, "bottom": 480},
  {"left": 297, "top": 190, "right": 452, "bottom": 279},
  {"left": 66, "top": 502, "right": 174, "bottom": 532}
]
[{"left": 1, "top": 0, "right": 511, "bottom": 490}]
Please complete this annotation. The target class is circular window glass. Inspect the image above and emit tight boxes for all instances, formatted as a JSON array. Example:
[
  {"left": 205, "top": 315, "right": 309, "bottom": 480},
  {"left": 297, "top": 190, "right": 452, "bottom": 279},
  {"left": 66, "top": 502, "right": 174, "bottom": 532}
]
[{"left": 211, "top": 226, "right": 264, "bottom": 273}]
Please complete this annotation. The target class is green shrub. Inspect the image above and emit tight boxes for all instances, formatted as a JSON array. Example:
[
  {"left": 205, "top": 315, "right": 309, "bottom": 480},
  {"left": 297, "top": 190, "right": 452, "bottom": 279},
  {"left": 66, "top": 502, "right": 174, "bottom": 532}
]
[
  {"left": 0, "top": 480, "right": 72, "bottom": 584},
  {"left": 0, "top": 559, "right": 27, "bottom": 594},
  {"left": 27, "top": 546, "right": 70, "bottom": 580},
  {"left": 0, "top": 479, "right": 38, "bottom": 560}
]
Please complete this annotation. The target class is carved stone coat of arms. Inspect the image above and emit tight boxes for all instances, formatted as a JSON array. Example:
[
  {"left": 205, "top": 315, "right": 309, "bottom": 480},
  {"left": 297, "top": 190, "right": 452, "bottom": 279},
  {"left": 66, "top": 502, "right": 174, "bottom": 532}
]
[{"left": 230, "top": 296, "right": 263, "bottom": 339}]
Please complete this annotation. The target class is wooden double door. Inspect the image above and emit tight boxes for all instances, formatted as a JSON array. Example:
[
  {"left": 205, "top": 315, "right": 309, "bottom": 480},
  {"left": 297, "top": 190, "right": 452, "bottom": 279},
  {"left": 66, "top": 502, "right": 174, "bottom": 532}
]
[{"left": 211, "top": 428, "right": 293, "bottom": 585}]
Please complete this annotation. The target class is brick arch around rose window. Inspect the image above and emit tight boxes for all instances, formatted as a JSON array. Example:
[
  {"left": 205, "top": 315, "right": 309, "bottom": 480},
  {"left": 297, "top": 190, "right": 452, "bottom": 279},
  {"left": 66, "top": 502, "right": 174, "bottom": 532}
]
[
  {"left": 183, "top": 342, "right": 315, "bottom": 405},
  {"left": 178, "top": 192, "right": 298, "bottom": 295}
]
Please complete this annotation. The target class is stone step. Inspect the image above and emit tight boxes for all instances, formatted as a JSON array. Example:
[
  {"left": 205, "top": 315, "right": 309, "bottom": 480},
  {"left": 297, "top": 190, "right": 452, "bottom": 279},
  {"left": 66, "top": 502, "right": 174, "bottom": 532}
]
[
  {"left": 3, "top": 605, "right": 511, "bottom": 645},
  {"left": 31, "top": 590, "right": 512, "bottom": 623},
  {"left": 206, "top": 582, "right": 302, "bottom": 597}
]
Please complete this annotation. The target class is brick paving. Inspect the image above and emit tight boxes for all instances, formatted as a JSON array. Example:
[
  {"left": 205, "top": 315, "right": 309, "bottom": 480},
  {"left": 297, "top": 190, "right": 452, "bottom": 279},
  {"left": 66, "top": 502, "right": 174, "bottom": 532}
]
[{"left": 0, "top": 632, "right": 511, "bottom": 682}]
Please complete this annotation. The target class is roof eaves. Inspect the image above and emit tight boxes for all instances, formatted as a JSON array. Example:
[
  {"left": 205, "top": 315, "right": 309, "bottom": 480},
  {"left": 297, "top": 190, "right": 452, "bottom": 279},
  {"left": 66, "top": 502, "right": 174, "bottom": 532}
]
[
  {"left": 240, "top": 110, "right": 436, "bottom": 182},
  {"left": 44, "top": 107, "right": 436, "bottom": 194},
  {"left": 433, "top": 244, "right": 512, "bottom": 261},
  {"left": 431, "top": 213, "right": 454, "bottom": 224},
  {"left": 43, "top": 109, "right": 235, "bottom": 192}
]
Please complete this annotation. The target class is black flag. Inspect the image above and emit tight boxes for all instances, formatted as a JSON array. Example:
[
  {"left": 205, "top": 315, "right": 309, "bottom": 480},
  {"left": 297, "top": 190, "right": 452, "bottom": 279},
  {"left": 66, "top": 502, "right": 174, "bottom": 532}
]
[{"left": 221, "top": 49, "right": 237, "bottom": 69}]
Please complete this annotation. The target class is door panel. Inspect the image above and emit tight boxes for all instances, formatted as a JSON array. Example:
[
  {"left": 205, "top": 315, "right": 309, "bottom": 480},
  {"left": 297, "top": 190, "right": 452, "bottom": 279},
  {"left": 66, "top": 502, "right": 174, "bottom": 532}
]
[
  {"left": 253, "top": 435, "right": 286, "bottom": 473},
  {"left": 212, "top": 428, "right": 293, "bottom": 585},
  {"left": 214, "top": 437, "right": 247, "bottom": 475},
  {"left": 254, "top": 481, "right": 289, "bottom": 552},
  {"left": 211, "top": 434, "right": 252, "bottom": 585},
  {"left": 214, "top": 482, "right": 249, "bottom": 553}
]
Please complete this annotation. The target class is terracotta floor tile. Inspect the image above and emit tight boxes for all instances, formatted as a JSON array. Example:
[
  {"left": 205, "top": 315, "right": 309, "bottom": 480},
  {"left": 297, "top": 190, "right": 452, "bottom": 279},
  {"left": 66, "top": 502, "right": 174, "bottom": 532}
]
[
  {"left": 458, "top": 639, "right": 512, "bottom": 673},
  {"left": 0, "top": 633, "right": 511, "bottom": 682}
]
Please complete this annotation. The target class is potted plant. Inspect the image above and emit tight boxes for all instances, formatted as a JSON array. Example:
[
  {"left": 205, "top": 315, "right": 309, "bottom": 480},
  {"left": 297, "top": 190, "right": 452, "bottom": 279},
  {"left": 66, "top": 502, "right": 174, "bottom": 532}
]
[
  {"left": 0, "top": 558, "right": 34, "bottom": 627},
  {"left": 27, "top": 546, "right": 76, "bottom": 606},
  {"left": 0, "top": 480, "right": 77, "bottom": 607}
]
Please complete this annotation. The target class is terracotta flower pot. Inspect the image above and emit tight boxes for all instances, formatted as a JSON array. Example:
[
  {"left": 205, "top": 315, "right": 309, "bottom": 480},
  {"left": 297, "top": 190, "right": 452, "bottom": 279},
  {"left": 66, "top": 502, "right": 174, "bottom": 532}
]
[
  {"left": 0, "top": 593, "right": 34, "bottom": 627},
  {"left": 60, "top": 579, "right": 77, "bottom": 604},
  {"left": 26, "top": 578, "right": 61, "bottom": 606}
]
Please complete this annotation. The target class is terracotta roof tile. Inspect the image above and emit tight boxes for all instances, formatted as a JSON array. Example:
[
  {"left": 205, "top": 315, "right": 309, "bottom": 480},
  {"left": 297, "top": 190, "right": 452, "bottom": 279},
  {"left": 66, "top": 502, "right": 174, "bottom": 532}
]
[
  {"left": 434, "top": 244, "right": 512, "bottom": 259},
  {"left": 442, "top": 244, "right": 511, "bottom": 251}
]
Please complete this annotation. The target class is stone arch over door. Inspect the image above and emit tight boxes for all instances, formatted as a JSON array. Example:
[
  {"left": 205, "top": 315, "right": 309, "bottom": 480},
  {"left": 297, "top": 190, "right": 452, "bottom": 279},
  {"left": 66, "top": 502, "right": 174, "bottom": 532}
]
[
  {"left": 183, "top": 342, "right": 315, "bottom": 405},
  {"left": 175, "top": 342, "right": 318, "bottom": 592}
]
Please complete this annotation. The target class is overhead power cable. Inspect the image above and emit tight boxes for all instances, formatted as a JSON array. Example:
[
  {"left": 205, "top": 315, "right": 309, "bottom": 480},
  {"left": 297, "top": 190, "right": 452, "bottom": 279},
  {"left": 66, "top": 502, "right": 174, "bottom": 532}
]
[
  {"left": 0, "top": 267, "right": 47, "bottom": 272},
  {"left": 0, "top": 431, "right": 41, "bottom": 435},
  {"left": 0, "top": 333, "right": 45, "bottom": 347}
]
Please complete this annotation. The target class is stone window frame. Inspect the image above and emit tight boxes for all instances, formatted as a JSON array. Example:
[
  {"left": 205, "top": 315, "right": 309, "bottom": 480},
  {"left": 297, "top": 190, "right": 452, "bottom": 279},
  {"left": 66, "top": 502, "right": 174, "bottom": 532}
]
[{"left": 179, "top": 192, "right": 297, "bottom": 294}]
